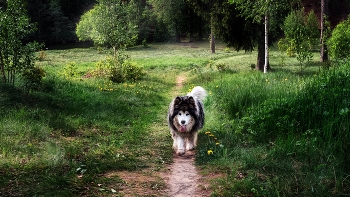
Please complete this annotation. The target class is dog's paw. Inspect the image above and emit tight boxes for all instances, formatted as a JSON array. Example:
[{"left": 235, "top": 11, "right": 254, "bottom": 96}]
[{"left": 176, "top": 149, "right": 185, "bottom": 155}]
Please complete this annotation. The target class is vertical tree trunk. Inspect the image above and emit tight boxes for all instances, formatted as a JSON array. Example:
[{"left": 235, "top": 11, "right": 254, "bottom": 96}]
[
  {"left": 0, "top": 51, "right": 7, "bottom": 83},
  {"left": 257, "top": 22, "right": 269, "bottom": 71},
  {"left": 210, "top": 15, "right": 215, "bottom": 53},
  {"left": 320, "top": 0, "right": 328, "bottom": 62},
  {"left": 264, "top": 5, "right": 269, "bottom": 73}
]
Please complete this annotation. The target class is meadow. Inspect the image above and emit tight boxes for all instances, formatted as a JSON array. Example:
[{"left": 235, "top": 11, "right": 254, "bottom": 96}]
[{"left": 0, "top": 40, "right": 349, "bottom": 196}]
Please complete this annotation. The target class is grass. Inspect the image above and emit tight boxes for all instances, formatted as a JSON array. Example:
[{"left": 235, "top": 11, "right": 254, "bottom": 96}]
[{"left": 1, "top": 40, "right": 350, "bottom": 196}]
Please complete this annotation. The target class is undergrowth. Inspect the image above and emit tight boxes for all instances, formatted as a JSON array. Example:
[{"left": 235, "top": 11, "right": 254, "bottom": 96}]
[{"left": 195, "top": 61, "right": 350, "bottom": 196}]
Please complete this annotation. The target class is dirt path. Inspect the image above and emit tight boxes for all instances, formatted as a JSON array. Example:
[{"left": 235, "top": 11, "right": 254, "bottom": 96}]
[{"left": 163, "top": 76, "right": 210, "bottom": 197}]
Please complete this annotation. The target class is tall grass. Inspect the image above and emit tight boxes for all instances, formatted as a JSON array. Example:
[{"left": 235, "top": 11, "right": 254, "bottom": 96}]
[{"left": 194, "top": 60, "right": 350, "bottom": 196}]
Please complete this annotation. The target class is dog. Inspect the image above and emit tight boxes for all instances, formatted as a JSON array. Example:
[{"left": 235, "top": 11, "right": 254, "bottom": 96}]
[{"left": 167, "top": 86, "right": 207, "bottom": 155}]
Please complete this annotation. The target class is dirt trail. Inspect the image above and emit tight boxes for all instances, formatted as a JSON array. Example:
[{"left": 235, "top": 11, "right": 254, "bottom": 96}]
[{"left": 163, "top": 76, "right": 210, "bottom": 197}]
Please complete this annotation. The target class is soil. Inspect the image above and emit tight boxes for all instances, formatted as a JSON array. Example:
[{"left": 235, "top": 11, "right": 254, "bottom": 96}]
[{"left": 163, "top": 151, "right": 210, "bottom": 197}]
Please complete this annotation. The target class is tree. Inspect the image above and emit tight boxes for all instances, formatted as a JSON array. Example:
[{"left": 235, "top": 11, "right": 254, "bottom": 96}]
[
  {"left": 149, "top": 0, "right": 204, "bottom": 42},
  {"left": 280, "top": 9, "right": 319, "bottom": 72},
  {"left": 76, "top": 0, "right": 138, "bottom": 57},
  {"left": 27, "top": 0, "right": 77, "bottom": 43},
  {"left": 0, "top": 0, "right": 42, "bottom": 86},
  {"left": 327, "top": 15, "right": 350, "bottom": 59},
  {"left": 187, "top": 0, "right": 220, "bottom": 53},
  {"left": 320, "top": 0, "right": 329, "bottom": 62},
  {"left": 230, "top": 0, "right": 298, "bottom": 72}
]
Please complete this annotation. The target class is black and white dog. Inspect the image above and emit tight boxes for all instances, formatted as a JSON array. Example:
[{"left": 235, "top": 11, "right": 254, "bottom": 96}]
[{"left": 167, "top": 86, "right": 207, "bottom": 155}]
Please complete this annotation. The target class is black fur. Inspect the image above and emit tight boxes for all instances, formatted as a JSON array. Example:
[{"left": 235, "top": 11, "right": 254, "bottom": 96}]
[{"left": 168, "top": 96, "right": 204, "bottom": 133}]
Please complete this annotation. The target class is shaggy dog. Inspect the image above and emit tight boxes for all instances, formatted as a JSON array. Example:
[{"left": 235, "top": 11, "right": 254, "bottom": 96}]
[{"left": 167, "top": 86, "right": 207, "bottom": 155}]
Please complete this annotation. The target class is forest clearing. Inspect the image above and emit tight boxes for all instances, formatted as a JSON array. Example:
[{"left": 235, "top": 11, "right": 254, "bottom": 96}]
[{"left": 1, "top": 41, "right": 350, "bottom": 196}]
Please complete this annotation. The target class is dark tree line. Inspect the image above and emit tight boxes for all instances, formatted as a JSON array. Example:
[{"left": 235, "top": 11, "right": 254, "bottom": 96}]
[
  {"left": 3, "top": 0, "right": 350, "bottom": 49},
  {"left": 26, "top": 0, "right": 96, "bottom": 44}
]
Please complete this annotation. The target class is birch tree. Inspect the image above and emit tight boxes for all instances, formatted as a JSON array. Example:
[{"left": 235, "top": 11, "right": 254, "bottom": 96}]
[
  {"left": 230, "top": 0, "right": 297, "bottom": 72},
  {"left": 320, "top": 0, "right": 329, "bottom": 62}
]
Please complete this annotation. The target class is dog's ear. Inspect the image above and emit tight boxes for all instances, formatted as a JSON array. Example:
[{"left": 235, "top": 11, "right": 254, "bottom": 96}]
[
  {"left": 188, "top": 96, "right": 195, "bottom": 109},
  {"left": 174, "top": 96, "right": 182, "bottom": 108}
]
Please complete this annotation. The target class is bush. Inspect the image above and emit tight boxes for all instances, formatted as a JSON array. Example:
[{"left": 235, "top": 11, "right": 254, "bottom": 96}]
[
  {"left": 94, "top": 56, "right": 145, "bottom": 83},
  {"left": 63, "top": 62, "right": 78, "bottom": 78},
  {"left": 281, "top": 9, "right": 319, "bottom": 71},
  {"left": 327, "top": 15, "right": 350, "bottom": 59},
  {"left": 22, "top": 66, "right": 46, "bottom": 92}
]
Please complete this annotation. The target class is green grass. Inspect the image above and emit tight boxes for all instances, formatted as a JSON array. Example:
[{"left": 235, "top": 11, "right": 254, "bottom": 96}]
[{"left": 1, "top": 40, "right": 349, "bottom": 196}]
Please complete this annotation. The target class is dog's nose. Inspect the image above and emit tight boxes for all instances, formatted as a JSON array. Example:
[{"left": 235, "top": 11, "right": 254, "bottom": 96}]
[{"left": 181, "top": 120, "right": 185, "bottom": 124}]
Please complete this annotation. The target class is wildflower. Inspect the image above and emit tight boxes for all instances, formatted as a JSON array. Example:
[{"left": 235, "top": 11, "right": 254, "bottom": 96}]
[
  {"left": 207, "top": 150, "right": 213, "bottom": 155},
  {"left": 205, "top": 131, "right": 211, "bottom": 135},
  {"left": 216, "top": 85, "right": 219, "bottom": 88},
  {"left": 216, "top": 142, "right": 220, "bottom": 145},
  {"left": 209, "top": 134, "right": 214, "bottom": 137},
  {"left": 214, "top": 138, "right": 218, "bottom": 140}
]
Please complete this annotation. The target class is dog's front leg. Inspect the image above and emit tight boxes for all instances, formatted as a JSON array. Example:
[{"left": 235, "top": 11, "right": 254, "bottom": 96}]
[{"left": 176, "top": 136, "right": 186, "bottom": 155}]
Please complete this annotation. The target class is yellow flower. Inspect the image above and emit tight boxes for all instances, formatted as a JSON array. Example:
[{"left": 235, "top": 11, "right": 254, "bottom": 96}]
[
  {"left": 207, "top": 150, "right": 213, "bottom": 155},
  {"left": 205, "top": 131, "right": 211, "bottom": 135},
  {"left": 214, "top": 138, "right": 218, "bottom": 140},
  {"left": 216, "top": 142, "right": 220, "bottom": 145},
  {"left": 209, "top": 134, "right": 214, "bottom": 137}
]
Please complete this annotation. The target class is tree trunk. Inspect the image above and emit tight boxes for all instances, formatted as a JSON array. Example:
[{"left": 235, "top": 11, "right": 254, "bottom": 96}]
[
  {"left": 0, "top": 51, "right": 6, "bottom": 83},
  {"left": 264, "top": 5, "right": 269, "bottom": 73},
  {"left": 257, "top": 23, "right": 269, "bottom": 71},
  {"left": 320, "top": 0, "right": 328, "bottom": 62},
  {"left": 210, "top": 31, "right": 215, "bottom": 54},
  {"left": 210, "top": 15, "right": 215, "bottom": 53}
]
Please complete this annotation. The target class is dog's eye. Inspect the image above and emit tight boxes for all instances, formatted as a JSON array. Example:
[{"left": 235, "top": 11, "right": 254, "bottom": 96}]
[
  {"left": 178, "top": 113, "right": 182, "bottom": 115},
  {"left": 186, "top": 113, "right": 189, "bottom": 116}
]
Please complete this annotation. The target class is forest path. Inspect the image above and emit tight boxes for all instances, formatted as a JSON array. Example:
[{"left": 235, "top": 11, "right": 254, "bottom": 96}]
[{"left": 163, "top": 75, "right": 210, "bottom": 197}]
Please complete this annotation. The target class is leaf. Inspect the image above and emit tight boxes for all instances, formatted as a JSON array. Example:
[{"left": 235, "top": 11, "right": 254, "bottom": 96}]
[{"left": 111, "top": 188, "right": 117, "bottom": 193}]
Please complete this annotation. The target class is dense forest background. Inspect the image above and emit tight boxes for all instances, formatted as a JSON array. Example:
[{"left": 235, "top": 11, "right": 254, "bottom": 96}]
[{"left": 9, "top": 0, "right": 349, "bottom": 45}]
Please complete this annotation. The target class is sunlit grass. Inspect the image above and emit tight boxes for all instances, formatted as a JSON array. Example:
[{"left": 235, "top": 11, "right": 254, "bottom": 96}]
[{"left": 1, "top": 40, "right": 349, "bottom": 196}]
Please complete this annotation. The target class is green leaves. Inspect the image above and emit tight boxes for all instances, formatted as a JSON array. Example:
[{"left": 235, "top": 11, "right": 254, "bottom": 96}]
[
  {"left": 76, "top": 0, "right": 138, "bottom": 50},
  {"left": 0, "top": 0, "right": 42, "bottom": 87},
  {"left": 281, "top": 9, "right": 319, "bottom": 72},
  {"left": 327, "top": 15, "right": 350, "bottom": 59}
]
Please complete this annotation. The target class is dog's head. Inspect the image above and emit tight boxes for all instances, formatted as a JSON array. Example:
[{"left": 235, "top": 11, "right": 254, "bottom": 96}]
[{"left": 171, "top": 96, "right": 197, "bottom": 132}]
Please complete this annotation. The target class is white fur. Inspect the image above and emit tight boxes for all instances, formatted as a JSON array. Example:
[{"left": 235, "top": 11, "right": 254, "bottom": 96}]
[{"left": 167, "top": 86, "right": 207, "bottom": 155}]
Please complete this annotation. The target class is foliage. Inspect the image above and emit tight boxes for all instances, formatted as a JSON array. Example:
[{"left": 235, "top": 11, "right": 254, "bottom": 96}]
[
  {"left": 63, "top": 62, "right": 78, "bottom": 78},
  {"left": 27, "top": 0, "right": 94, "bottom": 43},
  {"left": 127, "top": 0, "right": 152, "bottom": 44},
  {"left": 197, "top": 57, "right": 350, "bottom": 196},
  {"left": 150, "top": 0, "right": 204, "bottom": 42},
  {"left": 327, "top": 15, "right": 350, "bottom": 59},
  {"left": 0, "top": 0, "right": 42, "bottom": 87},
  {"left": 280, "top": 9, "right": 319, "bottom": 72},
  {"left": 76, "top": 0, "right": 138, "bottom": 53},
  {"left": 22, "top": 66, "right": 46, "bottom": 92},
  {"left": 94, "top": 52, "right": 145, "bottom": 83}
]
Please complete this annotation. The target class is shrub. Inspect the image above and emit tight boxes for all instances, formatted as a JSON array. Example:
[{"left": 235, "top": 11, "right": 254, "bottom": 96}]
[
  {"left": 38, "top": 49, "right": 47, "bottom": 61},
  {"left": 281, "top": 9, "right": 319, "bottom": 71},
  {"left": 22, "top": 66, "right": 46, "bottom": 92},
  {"left": 327, "top": 15, "right": 350, "bottom": 59},
  {"left": 63, "top": 62, "right": 78, "bottom": 78},
  {"left": 93, "top": 56, "right": 145, "bottom": 83}
]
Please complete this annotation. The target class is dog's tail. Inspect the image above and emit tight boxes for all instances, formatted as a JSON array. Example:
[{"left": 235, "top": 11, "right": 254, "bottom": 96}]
[{"left": 188, "top": 86, "right": 207, "bottom": 100}]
